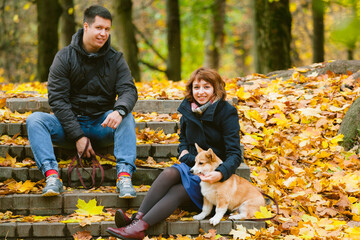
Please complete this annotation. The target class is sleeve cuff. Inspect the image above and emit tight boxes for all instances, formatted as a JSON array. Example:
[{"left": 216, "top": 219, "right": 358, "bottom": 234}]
[{"left": 114, "top": 106, "right": 128, "bottom": 117}]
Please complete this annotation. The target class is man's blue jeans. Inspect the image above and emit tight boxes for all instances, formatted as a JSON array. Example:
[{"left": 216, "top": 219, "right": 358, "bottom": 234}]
[{"left": 26, "top": 110, "right": 137, "bottom": 177}]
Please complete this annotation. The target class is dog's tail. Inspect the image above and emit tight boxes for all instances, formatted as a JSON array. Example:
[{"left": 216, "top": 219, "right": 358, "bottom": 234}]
[{"left": 246, "top": 192, "right": 279, "bottom": 222}]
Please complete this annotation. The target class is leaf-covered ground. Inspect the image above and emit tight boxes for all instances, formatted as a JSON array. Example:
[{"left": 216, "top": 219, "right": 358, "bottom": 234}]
[{"left": 2, "top": 68, "right": 360, "bottom": 239}]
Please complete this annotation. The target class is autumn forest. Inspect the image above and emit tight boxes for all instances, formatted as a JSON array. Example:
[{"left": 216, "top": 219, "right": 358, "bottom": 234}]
[{"left": 2, "top": 0, "right": 360, "bottom": 239}]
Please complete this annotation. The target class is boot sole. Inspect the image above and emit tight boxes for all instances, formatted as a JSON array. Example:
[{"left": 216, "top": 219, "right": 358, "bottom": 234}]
[
  {"left": 115, "top": 210, "right": 130, "bottom": 228},
  {"left": 106, "top": 229, "right": 139, "bottom": 240}
]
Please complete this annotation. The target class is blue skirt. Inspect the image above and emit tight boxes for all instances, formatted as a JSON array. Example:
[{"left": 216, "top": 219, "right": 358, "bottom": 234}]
[{"left": 172, "top": 163, "right": 203, "bottom": 209}]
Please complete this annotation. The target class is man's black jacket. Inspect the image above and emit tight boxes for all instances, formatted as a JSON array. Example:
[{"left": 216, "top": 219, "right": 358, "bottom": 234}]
[{"left": 47, "top": 28, "right": 138, "bottom": 142}]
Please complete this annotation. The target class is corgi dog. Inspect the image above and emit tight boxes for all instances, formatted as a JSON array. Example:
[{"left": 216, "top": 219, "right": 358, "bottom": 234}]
[{"left": 190, "top": 144, "right": 266, "bottom": 226}]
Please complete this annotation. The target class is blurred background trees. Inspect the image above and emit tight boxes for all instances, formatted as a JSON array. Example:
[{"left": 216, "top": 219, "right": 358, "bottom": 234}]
[{"left": 0, "top": 0, "right": 359, "bottom": 83}]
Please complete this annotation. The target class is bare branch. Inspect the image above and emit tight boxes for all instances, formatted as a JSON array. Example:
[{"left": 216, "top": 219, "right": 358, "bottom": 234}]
[
  {"left": 140, "top": 60, "right": 166, "bottom": 73},
  {"left": 133, "top": 24, "right": 166, "bottom": 62}
]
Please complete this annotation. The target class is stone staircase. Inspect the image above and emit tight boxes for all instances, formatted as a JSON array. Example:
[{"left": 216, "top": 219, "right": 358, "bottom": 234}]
[{"left": 0, "top": 97, "right": 265, "bottom": 239}]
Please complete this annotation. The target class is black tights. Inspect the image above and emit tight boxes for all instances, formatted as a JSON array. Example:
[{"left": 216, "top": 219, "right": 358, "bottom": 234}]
[{"left": 138, "top": 167, "right": 191, "bottom": 226}]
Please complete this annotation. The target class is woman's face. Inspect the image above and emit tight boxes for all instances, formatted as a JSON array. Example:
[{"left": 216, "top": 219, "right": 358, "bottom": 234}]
[{"left": 192, "top": 79, "right": 214, "bottom": 105}]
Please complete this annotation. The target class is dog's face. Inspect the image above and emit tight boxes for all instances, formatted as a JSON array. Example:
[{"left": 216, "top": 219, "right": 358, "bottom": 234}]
[{"left": 190, "top": 143, "right": 223, "bottom": 177}]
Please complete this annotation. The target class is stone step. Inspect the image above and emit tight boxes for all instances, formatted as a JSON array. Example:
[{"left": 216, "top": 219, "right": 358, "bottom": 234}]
[
  {"left": 0, "top": 143, "right": 245, "bottom": 164},
  {"left": 0, "top": 163, "right": 251, "bottom": 186},
  {"left": 6, "top": 98, "right": 183, "bottom": 114},
  {"left": 5, "top": 97, "right": 236, "bottom": 114},
  {"left": 0, "top": 143, "right": 180, "bottom": 161},
  {"left": 0, "top": 219, "right": 265, "bottom": 239},
  {"left": 0, "top": 121, "right": 180, "bottom": 136},
  {"left": 1, "top": 190, "right": 265, "bottom": 238},
  {"left": 1, "top": 191, "right": 195, "bottom": 215}
]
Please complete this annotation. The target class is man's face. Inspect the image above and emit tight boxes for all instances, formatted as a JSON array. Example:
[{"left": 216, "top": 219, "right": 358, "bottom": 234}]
[{"left": 83, "top": 16, "right": 111, "bottom": 53}]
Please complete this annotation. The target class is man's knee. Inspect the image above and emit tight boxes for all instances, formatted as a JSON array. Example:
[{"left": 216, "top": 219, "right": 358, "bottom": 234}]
[
  {"left": 26, "top": 112, "right": 47, "bottom": 127},
  {"left": 121, "top": 114, "right": 135, "bottom": 128}
]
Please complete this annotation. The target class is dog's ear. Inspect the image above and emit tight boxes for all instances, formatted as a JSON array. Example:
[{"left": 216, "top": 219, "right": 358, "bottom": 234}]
[
  {"left": 195, "top": 143, "right": 203, "bottom": 153},
  {"left": 206, "top": 148, "right": 214, "bottom": 161},
  {"left": 207, "top": 148, "right": 220, "bottom": 163}
]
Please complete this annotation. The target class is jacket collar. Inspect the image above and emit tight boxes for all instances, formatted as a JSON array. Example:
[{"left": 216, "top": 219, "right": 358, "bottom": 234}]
[{"left": 178, "top": 98, "right": 221, "bottom": 122}]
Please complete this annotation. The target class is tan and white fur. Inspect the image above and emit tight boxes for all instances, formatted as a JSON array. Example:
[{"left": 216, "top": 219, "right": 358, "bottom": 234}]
[{"left": 191, "top": 144, "right": 265, "bottom": 226}]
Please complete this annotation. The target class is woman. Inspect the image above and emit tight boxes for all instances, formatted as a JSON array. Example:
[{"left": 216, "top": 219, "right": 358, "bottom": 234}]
[{"left": 107, "top": 67, "right": 242, "bottom": 240}]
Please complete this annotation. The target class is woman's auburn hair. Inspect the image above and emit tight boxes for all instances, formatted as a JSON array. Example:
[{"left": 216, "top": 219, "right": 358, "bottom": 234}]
[{"left": 184, "top": 67, "right": 227, "bottom": 102}]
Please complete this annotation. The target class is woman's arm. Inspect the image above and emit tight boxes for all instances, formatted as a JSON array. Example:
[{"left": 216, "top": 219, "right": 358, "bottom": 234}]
[
  {"left": 215, "top": 106, "right": 242, "bottom": 181},
  {"left": 177, "top": 116, "right": 196, "bottom": 166}
]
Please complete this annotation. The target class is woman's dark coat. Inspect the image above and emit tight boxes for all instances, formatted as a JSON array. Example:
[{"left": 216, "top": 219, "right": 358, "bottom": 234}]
[{"left": 177, "top": 98, "right": 242, "bottom": 181}]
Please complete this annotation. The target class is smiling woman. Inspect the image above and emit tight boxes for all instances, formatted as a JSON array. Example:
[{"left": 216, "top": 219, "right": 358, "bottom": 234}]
[
  {"left": 192, "top": 79, "right": 214, "bottom": 105},
  {"left": 107, "top": 67, "right": 242, "bottom": 240}
]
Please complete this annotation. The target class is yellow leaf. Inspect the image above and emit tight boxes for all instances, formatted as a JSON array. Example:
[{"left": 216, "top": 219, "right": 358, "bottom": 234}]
[
  {"left": 23, "top": 3, "right": 31, "bottom": 10},
  {"left": 68, "top": 7, "right": 74, "bottom": 15},
  {"left": 13, "top": 14, "right": 19, "bottom": 23},
  {"left": 345, "top": 226, "right": 360, "bottom": 237},
  {"left": 18, "top": 180, "right": 36, "bottom": 193},
  {"left": 301, "top": 214, "right": 318, "bottom": 224},
  {"left": 330, "top": 134, "right": 343, "bottom": 144},
  {"left": 254, "top": 206, "right": 272, "bottom": 219},
  {"left": 349, "top": 197, "right": 358, "bottom": 204},
  {"left": 236, "top": 87, "right": 251, "bottom": 100},
  {"left": 61, "top": 218, "right": 82, "bottom": 223},
  {"left": 75, "top": 199, "right": 104, "bottom": 216},
  {"left": 6, "top": 153, "right": 16, "bottom": 167}
]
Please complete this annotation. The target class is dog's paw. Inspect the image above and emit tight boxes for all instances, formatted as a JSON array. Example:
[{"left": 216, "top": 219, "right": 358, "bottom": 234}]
[
  {"left": 193, "top": 213, "right": 206, "bottom": 220},
  {"left": 229, "top": 213, "right": 246, "bottom": 220},
  {"left": 209, "top": 216, "right": 221, "bottom": 226}
]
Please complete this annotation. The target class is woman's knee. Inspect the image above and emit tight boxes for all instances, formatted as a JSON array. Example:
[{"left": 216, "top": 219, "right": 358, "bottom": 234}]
[
  {"left": 158, "top": 167, "right": 181, "bottom": 182},
  {"left": 168, "top": 184, "right": 190, "bottom": 202}
]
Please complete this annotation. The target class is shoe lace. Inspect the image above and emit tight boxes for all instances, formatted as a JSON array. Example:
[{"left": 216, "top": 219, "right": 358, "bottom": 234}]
[
  {"left": 46, "top": 176, "right": 58, "bottom": 186},
  {"left": 119, "top": 177, "right": 132, "bottom": 188},
  {"left": 126, "top": 219, "right": 139, "bottom": 229}
]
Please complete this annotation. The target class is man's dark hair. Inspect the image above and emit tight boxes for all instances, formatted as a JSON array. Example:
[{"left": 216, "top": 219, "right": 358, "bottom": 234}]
[{"left": 83, "top": 5, "right": 112, "bottom": 25}]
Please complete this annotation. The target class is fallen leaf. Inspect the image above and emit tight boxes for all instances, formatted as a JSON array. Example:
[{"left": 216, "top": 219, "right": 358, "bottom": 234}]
[
  {"left": 73, "top": 230, "right": 92, "bottom": 240},
  {"left": 75, "top": 199, "right": 104, "bottom": 216}
]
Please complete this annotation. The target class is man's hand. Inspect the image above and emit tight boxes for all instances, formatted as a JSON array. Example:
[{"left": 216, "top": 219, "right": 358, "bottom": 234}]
[
  {"left": 101, "top": 111, "right": 122, "bottom": 129},
  {"left": 76, "top": 137, "right": 95, "bottom": 158},
  {"left": 200, "top": 171, "right": 223, "bottom": 183}
]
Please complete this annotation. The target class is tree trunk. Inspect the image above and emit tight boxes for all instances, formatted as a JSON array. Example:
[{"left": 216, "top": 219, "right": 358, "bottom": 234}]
[
  {"left": 37, "top": 0, "right": 62, "bottom": 82},
  {"left": 347, "top": 49, "right": 354, "bottom": 60},
  {"left": 253, "top": 0, "right": 292, "bottom": 74},
  {"left": 59, "top": 0, "right": 76, "bottom": 49},
  {"left": 338, "top": 97, "right": 360, "bottom": 150},
  {"left": 166, "top": 0, "right": 181, "bottom": 81},
  {"left": 204, "top": 0, "right": 226, "bottom": 71},
  {"left": 312, "top": 0, "right": 324, "bottom": 63},
  {"left": 113, "top": 0, "right": 141, "bottom": 82},
  {"left": 234, "top": 24, "right": 251, "bottom": 76}
]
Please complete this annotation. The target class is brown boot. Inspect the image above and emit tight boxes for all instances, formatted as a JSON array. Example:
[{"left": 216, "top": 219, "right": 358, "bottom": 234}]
[
  {"left": 115, "top": 210, "right": 144, "bottom": 228},
  {"left": 107, "top": 218, "right": 149, "bottom": 240}
]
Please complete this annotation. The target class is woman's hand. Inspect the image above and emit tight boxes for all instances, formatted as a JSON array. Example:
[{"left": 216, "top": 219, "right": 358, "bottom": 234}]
[
  {"left": 179, "top": 150, "right": 189, "bottom": 160},
  {"left": 200, "top": 171, "right": 222, "bottom": 183}
]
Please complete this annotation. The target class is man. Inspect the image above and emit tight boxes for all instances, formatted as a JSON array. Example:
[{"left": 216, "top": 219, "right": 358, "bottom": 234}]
[{"left": 26, "top": 5, "right": 138, "bottom": 198}]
